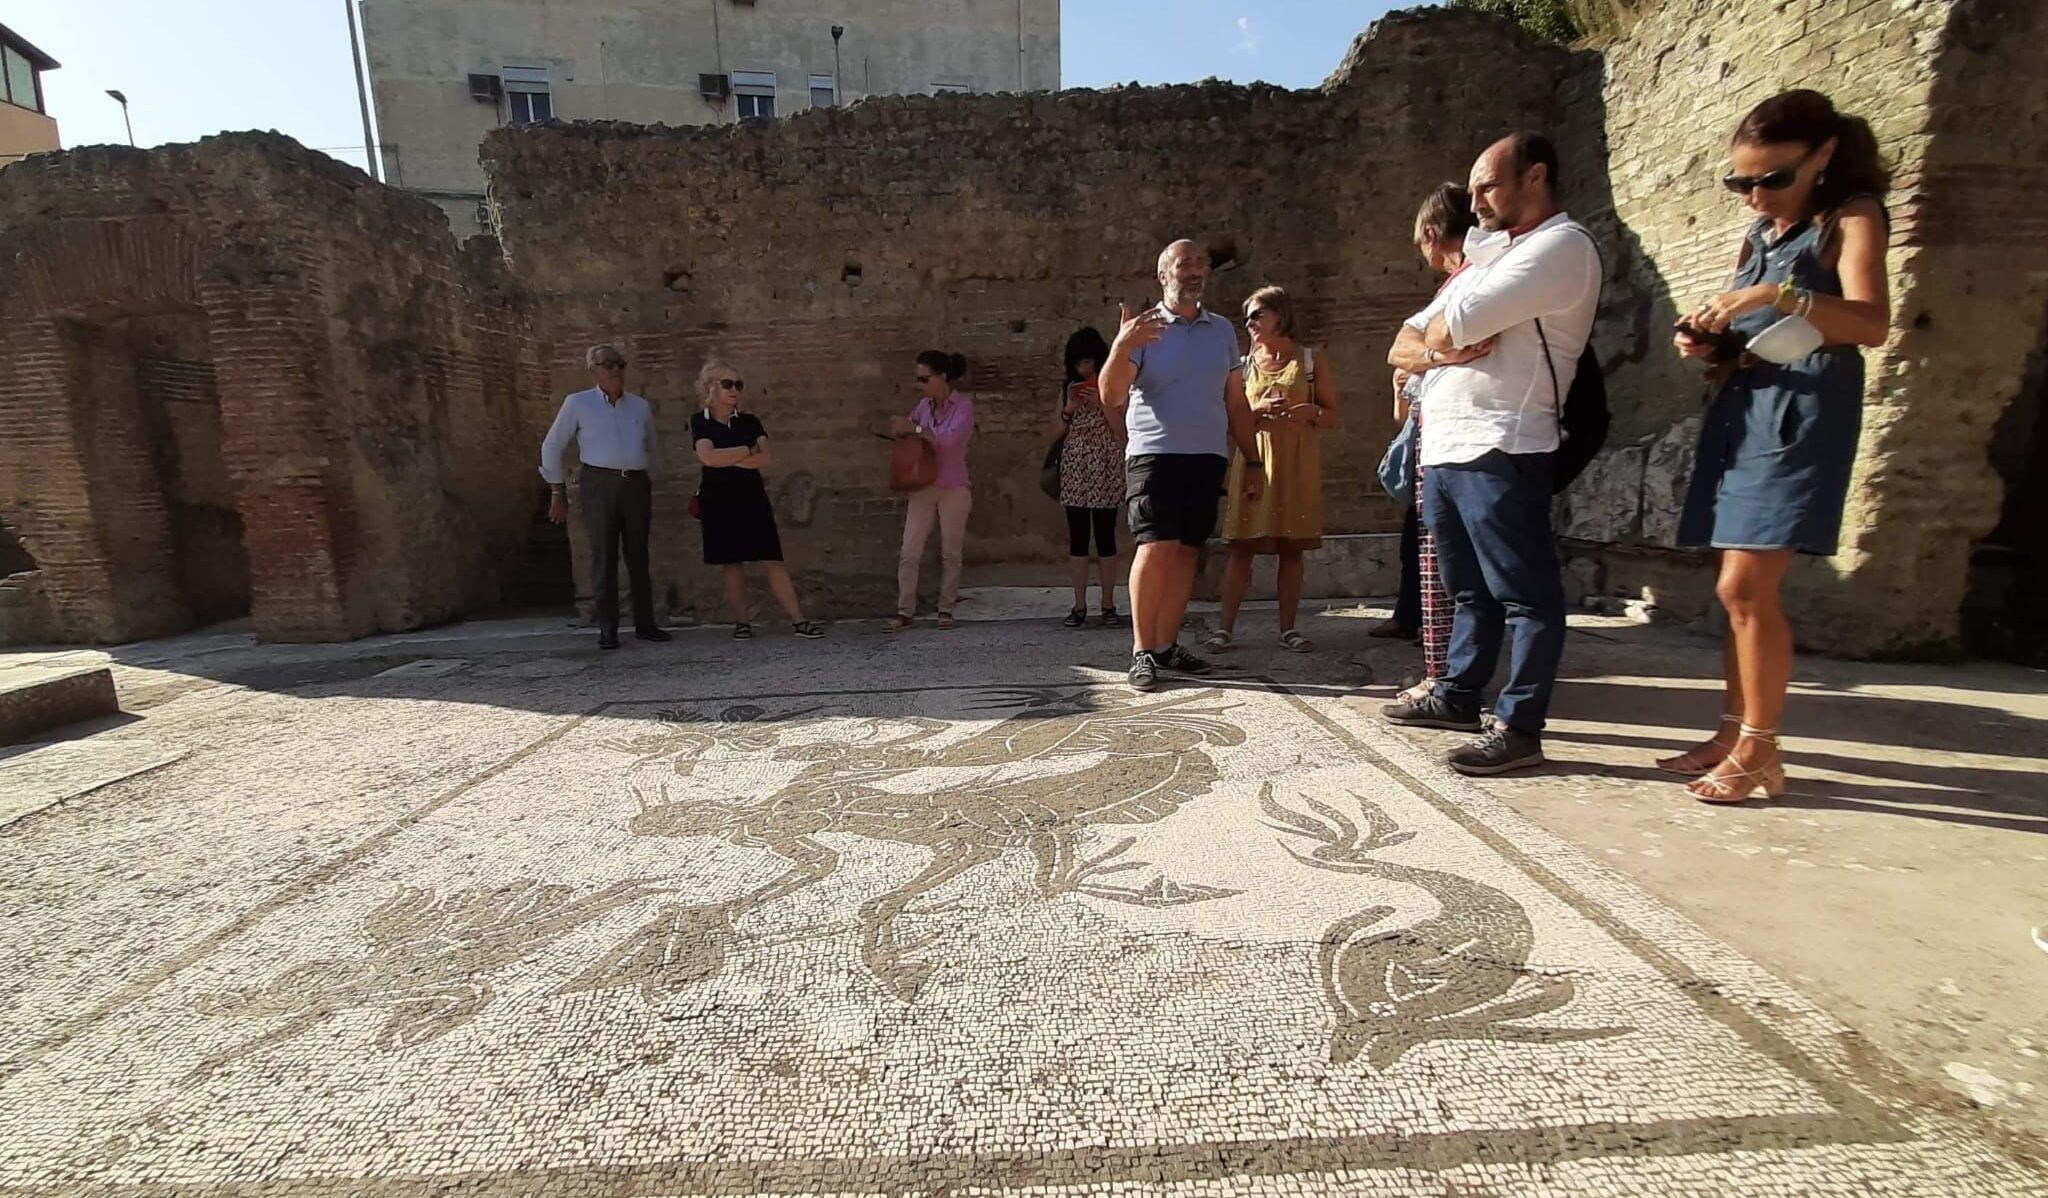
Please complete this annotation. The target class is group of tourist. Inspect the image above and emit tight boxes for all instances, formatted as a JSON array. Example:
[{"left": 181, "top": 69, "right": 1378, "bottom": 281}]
[{"left": 538, "top": 87, "right": 1891, "bottom": 804}]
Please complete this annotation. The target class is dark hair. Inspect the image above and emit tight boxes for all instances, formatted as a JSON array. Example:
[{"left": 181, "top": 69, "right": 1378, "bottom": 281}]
[
  {"left": 1507, "top": 131, "right": 1562, "bottom": 194},
  {"left": 1414, "top": 182, "right": 1477, "bottom": 247},
  {"left": 1062, "top": 327, "right": 1110, "bottom": 384},
  {"left": 1243, "top": 286, "right": 1297, "bottom": 337},
  {"left": 1733, "top": 89, "right": 1892, "bottom": 215},
  {"left": 916, "top": 349, "right": 968, "bottom": 384}
]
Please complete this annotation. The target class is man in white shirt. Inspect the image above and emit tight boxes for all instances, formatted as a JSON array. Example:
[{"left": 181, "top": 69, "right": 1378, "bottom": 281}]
[
  {"left": 540, "top": 344, "right": 668, "bottom": 649},
  {"left": 1381, "top": 133, "right": 1600, "bottom": 775}
]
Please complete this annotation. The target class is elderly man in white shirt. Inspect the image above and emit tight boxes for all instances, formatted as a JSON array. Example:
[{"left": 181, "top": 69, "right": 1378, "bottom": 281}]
[
  {"left": 1381, "top": 133, "right": 1600, "bottom": 776},
  {"left": 541, "top": 344, "right": 668, "bottom": 649}
]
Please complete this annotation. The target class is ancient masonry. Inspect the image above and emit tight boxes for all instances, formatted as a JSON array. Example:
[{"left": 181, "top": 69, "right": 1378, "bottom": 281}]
[{"left": 1, "top": 1, "right": 2043, "bottom": 656}]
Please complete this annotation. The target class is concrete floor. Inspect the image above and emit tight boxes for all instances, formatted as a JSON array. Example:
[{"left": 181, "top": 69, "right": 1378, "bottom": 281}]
[{"left": 1, "top": 600, "right": 2043, "bottom": 1192}]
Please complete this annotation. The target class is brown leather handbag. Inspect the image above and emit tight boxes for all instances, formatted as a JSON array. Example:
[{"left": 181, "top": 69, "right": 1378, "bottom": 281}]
[{"left": 887, "top": 433, "right": 938, "bottom": 493}]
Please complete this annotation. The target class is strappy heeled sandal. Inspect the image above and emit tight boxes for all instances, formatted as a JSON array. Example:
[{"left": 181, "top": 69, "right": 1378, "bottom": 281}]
[
  {"left": 1656, "top": 714, "right": 1741, "bottom": 777},
  {"left": 1689, "top": 724, "right": 1787, "bottom": 805}
]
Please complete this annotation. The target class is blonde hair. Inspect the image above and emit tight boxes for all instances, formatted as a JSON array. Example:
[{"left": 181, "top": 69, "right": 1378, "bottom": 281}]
[
  {"left": 1243, "top": 286, "right": 1296, "bottom": 337},
  {"left": 696, "top": 358, "right": 740, "bottom": 408}
]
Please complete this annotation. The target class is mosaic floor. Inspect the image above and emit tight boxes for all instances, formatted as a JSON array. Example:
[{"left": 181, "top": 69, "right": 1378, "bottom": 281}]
[{"left": 1, "top": 639, "right": 2041, "bottom": 1196}]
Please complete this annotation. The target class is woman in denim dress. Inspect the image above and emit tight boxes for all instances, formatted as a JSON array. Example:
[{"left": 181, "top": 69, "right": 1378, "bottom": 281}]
[{"left": 1662, "top": 90, "right": 1894, "bottom": 804}]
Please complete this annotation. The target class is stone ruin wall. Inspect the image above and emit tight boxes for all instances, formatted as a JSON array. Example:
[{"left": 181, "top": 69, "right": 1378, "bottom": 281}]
[
  {"left": 3, "top": 2, "right": 2041, "bottom": 655},
  {"left": 1556, "top": 0, "right": 2048, "bottom": 655},
  {"left": 0, "top": 134, "right": 550, "bottom": 644},
  {"left": 481, "top": 11, "right": 1572, "bottom": 621}
]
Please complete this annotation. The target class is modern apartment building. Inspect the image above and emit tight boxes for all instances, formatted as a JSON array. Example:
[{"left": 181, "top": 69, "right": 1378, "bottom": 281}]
[
  {"left": 0, "top": 23, "right": 60, "bottom": 170},
  {"left": 360, "top": 0, "right": 1061, "bottom": 236}
]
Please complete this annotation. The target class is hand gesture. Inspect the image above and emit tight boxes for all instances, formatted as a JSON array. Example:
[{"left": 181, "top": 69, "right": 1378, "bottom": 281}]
[
  {"left": 1113, "top": 302, "right": 1169, "bottom": 353},
  {"left": 547, "top": 491, "right": 567, "bottom": 524},
  {"left": 1689, "top": 284, "right": 1775, "bottom": 334},
  {"left": 890, "top": 416, "right": 916, "bottom": 437},
  {"left": 1242, "top": 465, "right": 1266, "bottom": 502},
  {"left": 1673, "top": 328, "right": 1717, "bottom": 360},
  {"left": 1435, "top": 336, "right": 1497, "bottom": 366}
]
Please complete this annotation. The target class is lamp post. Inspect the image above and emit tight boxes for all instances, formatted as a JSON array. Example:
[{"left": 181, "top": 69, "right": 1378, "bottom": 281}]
[
  {"left": 830, "top": 26, "right": 844, "bottom": 105},
  {"left": 105, "top": 89, "right": 134, "bottom": 146}
]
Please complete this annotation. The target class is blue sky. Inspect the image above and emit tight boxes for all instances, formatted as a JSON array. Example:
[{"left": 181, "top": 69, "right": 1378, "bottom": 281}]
[{"left": 21, "top": 2, "right": 1406, "bottom": 172}]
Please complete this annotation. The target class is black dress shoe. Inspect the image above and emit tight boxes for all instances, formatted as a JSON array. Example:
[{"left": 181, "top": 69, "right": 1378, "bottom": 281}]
[
  {"left": 635, "top": 626, "right": 672, "bottom": 642},
  {"left": 598, "top": 629, "right": 620, "bottom": 650}
]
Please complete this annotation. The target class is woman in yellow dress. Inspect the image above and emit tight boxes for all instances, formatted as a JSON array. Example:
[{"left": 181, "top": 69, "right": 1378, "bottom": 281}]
[{"left": 1205, "top": 286, "right": 1339, "bottom": 654}]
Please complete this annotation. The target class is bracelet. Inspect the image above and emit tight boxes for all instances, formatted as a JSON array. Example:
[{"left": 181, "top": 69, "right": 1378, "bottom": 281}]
[
  {"left": 1795, "top": 288, "right": 1814, "bottom": 319},
  {"left": 1424, "top": 347, "right": 1441, "bottom": 365},
  {"left": 1244, "top": 458, "right": 1264, "bottom": 468}
]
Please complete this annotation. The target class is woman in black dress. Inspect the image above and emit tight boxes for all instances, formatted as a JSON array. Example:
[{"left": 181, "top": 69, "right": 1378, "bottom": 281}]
[{"left": 691, "top": 359, "right": 823, "bottom": 640}]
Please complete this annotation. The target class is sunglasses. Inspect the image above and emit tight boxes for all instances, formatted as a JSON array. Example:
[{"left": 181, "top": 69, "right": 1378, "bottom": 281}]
[
  {"left": 718, "top": 378, "right": 745, "bottom": 391},
  {"left": 595, "top": 359, "right": 626, "bottom": 370},
  {"left": 1244, "top": 309, "right": 1268, "bottom": 324},
  {"left": 1722, "top": 155, "right": 1811, "bottom": 195}
]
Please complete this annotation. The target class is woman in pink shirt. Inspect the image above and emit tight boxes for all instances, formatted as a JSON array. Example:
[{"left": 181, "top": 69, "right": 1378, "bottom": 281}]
[{"left": 889, "top": 351, "right": 976, "bottom": 630}]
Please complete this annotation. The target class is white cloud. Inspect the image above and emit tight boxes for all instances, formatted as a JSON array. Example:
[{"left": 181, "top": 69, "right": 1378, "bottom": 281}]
[{"left": 1236, "top": 16, "right": 1262, "bottom": 57}]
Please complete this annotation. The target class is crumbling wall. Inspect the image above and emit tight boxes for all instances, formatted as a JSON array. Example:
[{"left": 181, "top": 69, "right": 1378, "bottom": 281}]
[
  {"left": 483, "top": 10, "right": 1574, "bottom": 621},
  {"left": 1557, "top": 0, "right": 2048, "bottom": 655},
  {"left": 0, "top": 134, "right": 549, "bottom": 644}
]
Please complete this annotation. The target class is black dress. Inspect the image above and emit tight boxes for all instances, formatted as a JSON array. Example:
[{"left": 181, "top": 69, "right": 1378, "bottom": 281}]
[{"left": 692, "top": 411, "right": 784, "bottom": 565}]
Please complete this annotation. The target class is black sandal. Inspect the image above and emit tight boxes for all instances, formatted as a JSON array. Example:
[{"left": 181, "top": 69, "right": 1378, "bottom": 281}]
[
  {"left": 732, "top": 622, "right": 753, "bottom": 640},
  {"left": 1062, "top": 607, "right": 1088, "bottom": 629},
  {"left": 792, "top": 621, "right": 824, "bottom": 639},
  {"left": 1100, "top": 606, "right": 1124, "bottom": 628}
]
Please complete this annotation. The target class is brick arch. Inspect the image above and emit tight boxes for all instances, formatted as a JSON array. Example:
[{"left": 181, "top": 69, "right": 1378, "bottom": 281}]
[{"left": 0, "top": 215, "right": 206, "bottom": 321}]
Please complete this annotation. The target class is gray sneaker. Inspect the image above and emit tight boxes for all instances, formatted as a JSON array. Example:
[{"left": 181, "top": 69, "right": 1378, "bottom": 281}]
[
  {"left": 1447, "top": 723, "right": 1546, "bottom": 776},
  {"left": 1380, "top": 692, "right": 1483, "bottom": 732},
  {"left": 1128, "top": 651, "right": 1160, "bottom": 692}
]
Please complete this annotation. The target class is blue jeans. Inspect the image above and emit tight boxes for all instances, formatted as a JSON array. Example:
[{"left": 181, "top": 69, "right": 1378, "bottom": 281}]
[{"left": 1423, "top": 451, "right": 1566, "bottom": 733}]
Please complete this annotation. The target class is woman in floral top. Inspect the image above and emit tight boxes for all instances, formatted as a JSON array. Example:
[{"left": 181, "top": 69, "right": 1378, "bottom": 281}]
[{"left": 1054, "top": 326, "right": 1127, "bottom": 627}]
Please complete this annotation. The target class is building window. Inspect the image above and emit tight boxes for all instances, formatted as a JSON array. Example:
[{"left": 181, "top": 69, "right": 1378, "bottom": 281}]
[
  {"left": 2, "top": 46, "right": 42, "bottom": 114},
  {"left": 501, "top": 65, "right": 553, "bottom": 125},
  {"left": 809, "top": 74, "right": 835, "bottom": 109},
  {"left": 732, "top": 70, "right": 776, "bottom": 119}
]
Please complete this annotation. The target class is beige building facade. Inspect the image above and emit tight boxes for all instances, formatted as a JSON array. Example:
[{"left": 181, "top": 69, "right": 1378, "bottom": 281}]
[
  {"left": 0, "top": 23, "right": 60, "bottom": 170},
  {"left": 361, "top": 0, "right": 1061, "bottom": 236}
]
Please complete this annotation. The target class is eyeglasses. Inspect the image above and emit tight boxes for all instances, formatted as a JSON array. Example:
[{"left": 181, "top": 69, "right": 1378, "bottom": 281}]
[
  {"left": 1722, "top": 156, "right": 1810, "bottom": 195},
  {"left": 1244, "top": 309, "right": 1268, "bottom": 324},
  {"left": 718, "top": 378, "right": 745, "bottom": 391},
  {"left": 595, "top": 359, "right": 626, "bottom": 370}
]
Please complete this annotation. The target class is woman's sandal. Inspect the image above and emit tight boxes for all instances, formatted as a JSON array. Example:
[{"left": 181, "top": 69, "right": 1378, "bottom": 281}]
[
  {"left": 732, "top": 622, "right": 753, "bottom": 640},
  {"left": 885, "top": 615, "right": 913, "bottom": 633},
  {"left": 1655, "top": 714, "right": 1741, "bottom": 777},
  {"left": 1689, "top": 724, "right": 1787, "bottom": 805},
  {"left": 936, "top": 612, "right": 957, "bottom": 631},
  {"left": 1062, "top": 607, "right": 1088, "bottom": 629},
  {"left": 1201, "top": 627, "right": 1235, "bottom": 653},
  {"left": 1099, "top": 606, "right": 1124, "bottom": 628},
  {"left": 792, "top": 621, "right": 825, "bottom": 639},
  {"left": 1279, "top": 629, "right": 1313, "bottom": 653}
]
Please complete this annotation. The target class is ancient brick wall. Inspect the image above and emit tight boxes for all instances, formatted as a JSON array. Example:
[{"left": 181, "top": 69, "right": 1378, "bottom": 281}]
[
  {"left": 482, "top": 11, "right": 1574, "bottom": 622},
  {"left": 1555, "top": 0, "right": 2048, "bottom": 655},
  {"left": 0, "top": 134, "right": 550, "bottom": 644}
]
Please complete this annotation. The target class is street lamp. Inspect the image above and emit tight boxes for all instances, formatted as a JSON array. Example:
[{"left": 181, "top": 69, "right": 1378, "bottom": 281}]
[
  {"left": 105, "top": 89, "right": 134, "bottom": 145},
  {"left": 830, "top": 26, "right": 844, "bottom": 106}
]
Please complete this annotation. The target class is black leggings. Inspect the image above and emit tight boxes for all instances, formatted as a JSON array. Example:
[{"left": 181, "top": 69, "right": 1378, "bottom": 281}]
[{"left": 1065, "top": 505, "right": 1118, "bottom": 559}]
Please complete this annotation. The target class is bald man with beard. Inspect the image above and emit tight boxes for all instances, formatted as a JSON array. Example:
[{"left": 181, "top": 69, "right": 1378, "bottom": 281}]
[{"left": 1098, "top": 240, "right": 1264, "bottom": 693}]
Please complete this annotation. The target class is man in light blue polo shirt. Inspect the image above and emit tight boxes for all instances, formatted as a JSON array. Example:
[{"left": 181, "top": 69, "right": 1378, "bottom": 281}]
[{"left": 1099, "top": 240, "right": 1263, "bottom": 692}]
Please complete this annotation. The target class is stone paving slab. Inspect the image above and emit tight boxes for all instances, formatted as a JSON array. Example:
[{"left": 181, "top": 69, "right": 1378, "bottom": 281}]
[
  {"left": 0, "top": 738, "right": 186, "bottom": 829},
  {"left": 0, "top": 626, "right": 2041, "bottom": 1196}
]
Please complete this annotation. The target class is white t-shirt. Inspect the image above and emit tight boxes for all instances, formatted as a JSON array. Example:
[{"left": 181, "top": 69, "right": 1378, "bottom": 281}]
[{"left": 1404, "top": 214, "right": 1600, "bottom": 468}]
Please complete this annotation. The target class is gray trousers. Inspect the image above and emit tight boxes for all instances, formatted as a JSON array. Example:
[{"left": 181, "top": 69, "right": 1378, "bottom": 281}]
[{"left": 579, "top": 469, "right": 655, "bottom": 632}]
